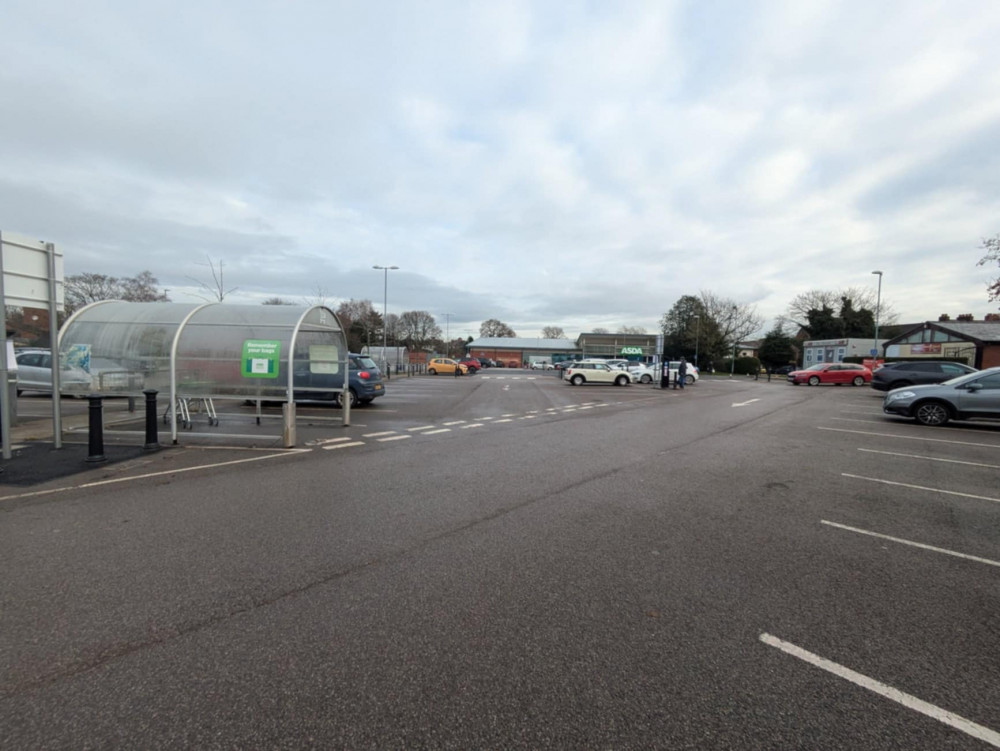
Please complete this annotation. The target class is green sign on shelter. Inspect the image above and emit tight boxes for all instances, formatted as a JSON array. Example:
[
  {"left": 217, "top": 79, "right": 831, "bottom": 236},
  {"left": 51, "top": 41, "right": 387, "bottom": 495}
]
[{"left": 242, "top": 339, "right": 281, "bottom": 378}]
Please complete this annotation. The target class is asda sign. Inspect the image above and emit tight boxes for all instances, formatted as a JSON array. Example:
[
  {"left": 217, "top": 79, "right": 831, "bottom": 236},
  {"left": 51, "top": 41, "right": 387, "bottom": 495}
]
[{"left": 620, "top": 346, "right": 644, "bottom": 355}]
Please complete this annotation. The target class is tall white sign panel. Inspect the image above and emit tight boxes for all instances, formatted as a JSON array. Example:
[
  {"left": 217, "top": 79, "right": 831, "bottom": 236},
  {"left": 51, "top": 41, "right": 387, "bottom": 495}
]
[{"left": 0, "top": 231, "right": 65, "bottom": 458}]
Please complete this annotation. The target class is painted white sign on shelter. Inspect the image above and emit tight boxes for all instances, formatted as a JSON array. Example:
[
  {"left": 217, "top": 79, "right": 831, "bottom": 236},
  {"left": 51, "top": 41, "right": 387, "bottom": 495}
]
[{"left": 0, "top": 231, "right": 64, "bottom": 308}]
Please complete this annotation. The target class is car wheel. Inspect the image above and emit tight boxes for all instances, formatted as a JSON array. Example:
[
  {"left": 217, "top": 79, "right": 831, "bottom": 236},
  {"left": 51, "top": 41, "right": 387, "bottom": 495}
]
[
  {"left": 615, "top": 375, "right": 628, "bottom": 386},
  {"left": 852, "top": 376, "right": 865, "bottom": 386},
  {"left": 347, "top": 388, "right": 359, "bottom": 407},
  {"left": 428, "top": 368, "right": 437, "bottom": 375},
  {"left": 570, "top": 374, "right": 585, "bottom": 386},
  {"left": 640, "top": 374, "right": 652, "bottom": 384},
  {"left": 685, "top": 375, "right": 695, "bottom": 385},
  {"left": 808, "top": 376, "right": 820, "bottom": 386},
  {"left": 914, "top": 401, "right": 951, "bottom": 426}
]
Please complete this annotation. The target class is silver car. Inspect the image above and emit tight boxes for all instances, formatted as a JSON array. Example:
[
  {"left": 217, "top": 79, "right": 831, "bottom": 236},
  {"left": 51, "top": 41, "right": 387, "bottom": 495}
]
[
  {"left": 14, "top": 349, "right": 92, "bottom": 396},
  {"left": 882, "top": 366, "right": 1000, "bottom": 426}
]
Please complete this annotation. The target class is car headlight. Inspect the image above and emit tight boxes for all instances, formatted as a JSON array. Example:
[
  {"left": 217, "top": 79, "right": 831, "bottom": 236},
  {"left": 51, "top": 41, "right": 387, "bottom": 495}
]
[{"left": 886, "top": 391, "right": 916, "bottom": 403}]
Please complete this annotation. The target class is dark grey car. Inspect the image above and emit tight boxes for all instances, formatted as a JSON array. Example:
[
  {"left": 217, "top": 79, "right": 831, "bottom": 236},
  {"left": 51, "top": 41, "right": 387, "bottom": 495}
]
[
  {"left": 882, "top": 366, "right": 1000, "bottom": 426},
  {"left": 871, "top": 360, "right": 977, "bottom": 391}
]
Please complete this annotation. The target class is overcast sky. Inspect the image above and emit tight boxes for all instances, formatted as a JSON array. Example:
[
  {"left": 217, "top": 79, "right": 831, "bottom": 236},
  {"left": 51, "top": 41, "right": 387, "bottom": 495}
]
[{"left": 3, "top": 1, "right": 999, "bottom": 338}]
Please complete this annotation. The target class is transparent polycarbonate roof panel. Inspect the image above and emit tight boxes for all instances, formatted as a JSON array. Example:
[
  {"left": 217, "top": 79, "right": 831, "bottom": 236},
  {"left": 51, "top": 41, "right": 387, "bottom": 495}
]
[
  {"left": 58, "top": 302, "right": 203, "bottom": 396},
  {"left": 57, "top": 302, "right": 347, "bottom": 398}
]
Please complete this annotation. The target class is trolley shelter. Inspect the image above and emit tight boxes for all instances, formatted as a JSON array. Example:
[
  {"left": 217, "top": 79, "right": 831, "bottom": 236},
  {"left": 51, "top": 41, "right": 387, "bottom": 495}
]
[{"left": 58, "top": 302, "right": 349, "bottom": 445}]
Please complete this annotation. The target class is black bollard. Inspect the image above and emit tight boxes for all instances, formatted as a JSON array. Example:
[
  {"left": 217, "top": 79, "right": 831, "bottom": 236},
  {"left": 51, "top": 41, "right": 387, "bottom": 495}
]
[
  {"left": 143, "top": 389, "right": 160, "bottom": 451},
  {"left": 85, "top": 395, "right": 107, "bottom": 464}
]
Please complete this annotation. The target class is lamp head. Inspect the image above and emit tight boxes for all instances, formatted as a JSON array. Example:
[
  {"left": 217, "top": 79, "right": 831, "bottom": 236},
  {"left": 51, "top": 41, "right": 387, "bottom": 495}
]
[{"left": 872, "top": 270, "right": 882, "bottom": 276}]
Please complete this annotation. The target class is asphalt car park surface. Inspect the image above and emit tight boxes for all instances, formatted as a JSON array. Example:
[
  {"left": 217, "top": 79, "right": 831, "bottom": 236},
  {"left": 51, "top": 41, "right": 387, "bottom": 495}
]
[{"left": 2, "top": 373, "right": 999, "bottom": 747}]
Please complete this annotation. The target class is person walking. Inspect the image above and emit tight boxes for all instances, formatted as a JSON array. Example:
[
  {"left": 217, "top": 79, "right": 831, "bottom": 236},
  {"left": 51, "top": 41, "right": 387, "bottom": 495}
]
[{"left": 675, "top": 357, "right": 688, "bottom": 389}]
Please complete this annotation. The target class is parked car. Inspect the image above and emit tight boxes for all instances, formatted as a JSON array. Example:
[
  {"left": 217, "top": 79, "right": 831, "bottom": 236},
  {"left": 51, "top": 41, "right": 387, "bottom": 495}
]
[
  {"left": 604, "top": 359, "right": 632, "bottom": 370},
  {"left": 668, "top": 361, "right": 699, "bottom": 385},
  {"left": 458, "top": 357, "right": 481, "bottom": 374},
  {"left": 871, "top": 360, "right": 977, "bottom": 391},
  {"left": 883, "top": 366, "right": 1000, "bottom": 426},
  {"left": 530, "top": 361, "right": 554, "bottom": 370},
  {"left": 427, "top": 358, "right": 468, "bottom": 376},
  {"left": 294, "top": 352, "right": 385, "bottom": 407},
  {"left": 564, "top": 362, "right": 635, "bottom": 386},
  {"left": 771, "top": 364, "right": 797, "bottom": 376},
  {"left": 628, "top": 363, "right": 658, "bottom": 384},
  {"left": 787, "top": 362, "right": 872, "bottom": 386},
  {"left": 14, "top": 349, "right": 92, "bottom": 396}
]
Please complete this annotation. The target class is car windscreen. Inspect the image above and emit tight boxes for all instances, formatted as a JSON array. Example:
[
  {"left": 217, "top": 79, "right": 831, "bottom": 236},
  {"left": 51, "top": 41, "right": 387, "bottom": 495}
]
[{"left": 356, "top": 357, "right": 378, "bottom": 369}]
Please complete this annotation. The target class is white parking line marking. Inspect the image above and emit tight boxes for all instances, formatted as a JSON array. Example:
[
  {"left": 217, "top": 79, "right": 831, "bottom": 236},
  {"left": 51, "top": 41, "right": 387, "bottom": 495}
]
[
  {"left": 362, "top": 431, "right": 396, "bottom": 438},
  {"left": 317, "top": 436, "right": 354, "bottom": 444},
  {"left": 495, "top": 418, "right": 513, "bottom": 423},
  {"left": 821, "top": 520, "right": 1000, "bottom": 568},
  {"left": 832, "top": 417, "right": 999, "bottom": 435},
  {"left": 477, "top": 416, "right": 494, "bottom": 421},
  {"left": 819, "top": 427, "right": 1000, "bottom": 449},
  {"left": 407, "top": 425, "right": 437, "bottom": 432},
  {"left": 461, "top": 423, "right": 484, "bottom": 429},
  {"left": 323, "top": 441, "right": 365, "bottom": 450},
  {"left": 518, "top": 415, "right": 536, "bottom": 420},
  {"left": 842, "top": 473, "right": 1000, "bottom": 504},
  {"left": 442, "top": 420, "right": 466, "bottom": 426},
  {"left": 0, "top": 450, "right": 310, "bottom": 501},
  {"left": 858, "top": 448, "right": 1000, "bottom": 469},
  {"left": 378, "top": 435, "right": 411, "bottom": 442},
  {"left": 420, "top": 428, "right": 451, "bottom": 435},
  {"left": 759, "top": 632, "right": 1000, "bottom": 747},
  {"left": 501, "top": 413, "right": 516, "bottom": 417}
]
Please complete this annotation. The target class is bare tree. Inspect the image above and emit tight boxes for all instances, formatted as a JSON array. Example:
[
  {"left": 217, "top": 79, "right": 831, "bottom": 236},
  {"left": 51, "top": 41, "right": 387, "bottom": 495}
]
[
  {"left": 65, "top": 271, "right": 170, "bottom": 314},
  {"left": 690, "top": 291, "right": 765, "bottom": 362},
  {"left": 337, "top": 299, "right": 382, "bottom": 352},
  {"left": 541, "top": 326, "right": 566, "bottom": 339},
  {"left": 302, "top": 285, "right": 333, "bottom": 308},
  {"left": 262, "top": 297, "right": 294, "bottom": 305},
  {"left": 187, "top": 256, "right": 238, "bottom": 302},
  {"left": 618, "top": 325, "right": 647, "bottom": 334},
  {"left": 479, "top": 318, "right": 517, "bottom": 337},
  {"left": 591, "top": 327, "right": 610, "bottom": 334},
  {"left": 399, "top": 310, "right": 442, "bottom": 350},
  {"left": 784, "top": 286, "right": 897, "bottom": 330},
  {"left": 978, "top": 234, "right": 1000, "bottom": 304}
]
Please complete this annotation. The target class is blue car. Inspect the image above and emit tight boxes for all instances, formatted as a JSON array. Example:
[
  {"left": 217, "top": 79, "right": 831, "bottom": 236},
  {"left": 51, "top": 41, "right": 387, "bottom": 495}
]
[{"left": 294, "top": 353, "right": 385, "bottom": 407}]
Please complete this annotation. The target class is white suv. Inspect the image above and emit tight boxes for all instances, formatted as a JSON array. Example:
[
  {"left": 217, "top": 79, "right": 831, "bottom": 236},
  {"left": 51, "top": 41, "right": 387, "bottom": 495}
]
[{"left": 564, "top": 362, "right": 635, "bottom": 386}]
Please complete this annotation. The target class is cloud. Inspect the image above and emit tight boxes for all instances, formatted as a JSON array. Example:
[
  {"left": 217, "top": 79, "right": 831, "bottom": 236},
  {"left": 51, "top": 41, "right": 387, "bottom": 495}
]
[{"left": 1, "top": 0, "right": 999, "bottom": 339}]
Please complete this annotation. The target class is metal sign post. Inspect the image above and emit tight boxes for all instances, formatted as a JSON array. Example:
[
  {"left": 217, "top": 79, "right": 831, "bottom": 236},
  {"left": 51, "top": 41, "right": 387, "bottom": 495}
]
[{"left": 0, "top": 231, "right": 66, "bottom": 458}]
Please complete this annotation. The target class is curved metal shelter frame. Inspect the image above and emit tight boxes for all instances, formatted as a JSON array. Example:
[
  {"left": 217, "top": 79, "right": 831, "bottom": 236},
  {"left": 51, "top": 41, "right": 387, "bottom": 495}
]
[{"left": 58, "top": 302, "right": 348, "bottom": 444}]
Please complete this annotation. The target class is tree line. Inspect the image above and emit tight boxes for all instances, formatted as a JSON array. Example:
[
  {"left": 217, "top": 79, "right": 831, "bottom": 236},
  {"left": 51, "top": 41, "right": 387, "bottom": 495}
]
[{"left": 49, "top": 230, "right": 1000, "bottom": 366}]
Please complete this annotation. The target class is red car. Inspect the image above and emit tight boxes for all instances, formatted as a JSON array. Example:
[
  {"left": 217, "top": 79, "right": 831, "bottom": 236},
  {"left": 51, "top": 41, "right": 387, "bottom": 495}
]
[
  {"left": 787, "top": 362, "right": 872, "bottom": 386},
  {"left": 458, "top": 357, "right": 481, "bottom": 374}
]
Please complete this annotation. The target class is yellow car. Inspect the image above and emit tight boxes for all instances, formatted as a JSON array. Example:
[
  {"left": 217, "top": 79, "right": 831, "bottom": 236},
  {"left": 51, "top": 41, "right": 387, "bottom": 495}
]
[{"left": 427, "top": 358, "right": 468, "bottom": 375}]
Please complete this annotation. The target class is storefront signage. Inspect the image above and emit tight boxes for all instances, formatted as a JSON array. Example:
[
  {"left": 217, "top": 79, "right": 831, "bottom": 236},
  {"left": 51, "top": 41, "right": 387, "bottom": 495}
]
[
  {"left": 621, "top": 346, "right": 644, "bottom": 355},
  {"left": 242, "top": 339, "right": 281, "bottom": 378}
]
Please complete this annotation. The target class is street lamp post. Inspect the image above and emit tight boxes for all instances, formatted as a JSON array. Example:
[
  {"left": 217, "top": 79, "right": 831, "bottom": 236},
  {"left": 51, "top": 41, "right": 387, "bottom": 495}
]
[
  {"left": 872, "top": 270, "right": 883, "bottom": 363},
  {"left": 443, "top": 313, "right": 452, "bottom": 358},
  {"left": 729, "top": 305, "right": 738, "bottom": 377},
  {"left": 373, "top": 264, "right": 398, "bottom": 374},
  {"left": 693, "top": 315, "right": 701, "bottom": 371}
]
